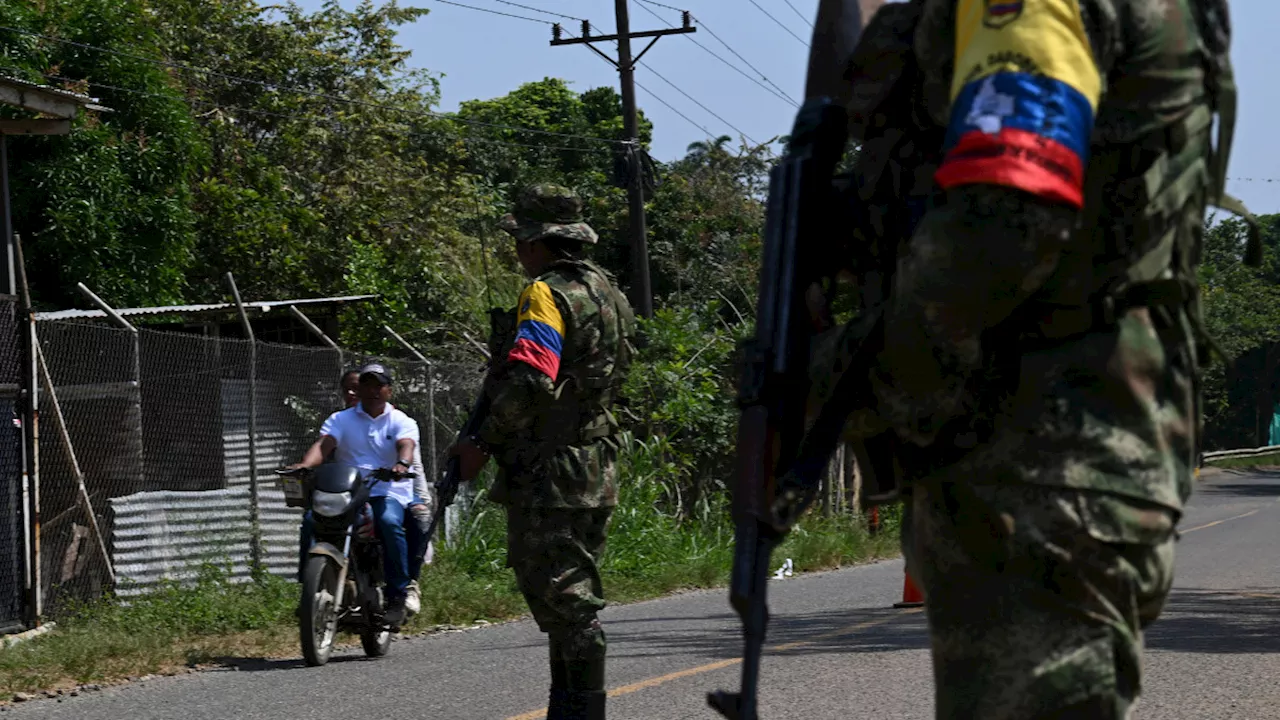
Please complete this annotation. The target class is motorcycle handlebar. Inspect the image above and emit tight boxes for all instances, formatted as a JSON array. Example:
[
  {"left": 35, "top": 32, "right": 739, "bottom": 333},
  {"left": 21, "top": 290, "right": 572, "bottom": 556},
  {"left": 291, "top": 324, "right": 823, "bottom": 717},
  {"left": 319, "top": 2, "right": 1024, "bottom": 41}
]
[{"left": 274, "top": 466, "right": 416, "bottom": 481}]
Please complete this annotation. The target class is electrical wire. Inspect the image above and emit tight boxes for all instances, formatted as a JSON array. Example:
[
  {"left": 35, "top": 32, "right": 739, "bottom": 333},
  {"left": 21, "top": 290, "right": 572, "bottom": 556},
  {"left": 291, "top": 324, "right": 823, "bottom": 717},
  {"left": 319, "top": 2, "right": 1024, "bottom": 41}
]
[
  {"left": 635, "top": 61, "right": 756, "bottom": 144},
  {"left": 488, "top": 0, "right": 585, "bottom": 22},
  {"left": 633, "top": 78, "right": 718, "bottom": 140},
  {"left": 425, "top": 0, "right": 550, "bottom": 24},
  {"left": 0, "top": 24, "right": 625, "bottom": 146},
  {"left": 18, "top": 66, "right": 620, "bottom": 154},
  {"left": 745, "top": 0, "right": 810, "bottom": 47},
  {"left": 634, "top": 0, "right": 798, "bottom": 107},
  {"left": 3, "top": 9, "right": 761, "bottom": 155},
  {"left": 781, "top": 0, "right": 815, "bottom": 28}
]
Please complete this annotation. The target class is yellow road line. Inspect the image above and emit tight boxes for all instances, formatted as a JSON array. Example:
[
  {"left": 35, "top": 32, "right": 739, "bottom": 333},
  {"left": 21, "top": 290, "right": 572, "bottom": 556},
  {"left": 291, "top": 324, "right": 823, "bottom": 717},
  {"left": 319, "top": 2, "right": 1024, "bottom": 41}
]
[
  {"left": 503, "top": 608, "right": 922, "bottom": 720},
  {"left": 1182, "top": 509, "right": 1260, "bottom": 534}
]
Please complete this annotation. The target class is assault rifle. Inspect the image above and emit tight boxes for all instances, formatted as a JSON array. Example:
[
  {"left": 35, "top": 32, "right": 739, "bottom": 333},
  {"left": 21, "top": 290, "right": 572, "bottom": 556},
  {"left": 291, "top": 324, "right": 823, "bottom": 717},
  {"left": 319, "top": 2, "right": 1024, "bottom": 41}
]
[
  {"left": 706, "top": 96, "right": 880, "bottom": 720},
  {"left": 422, "top": 390, "right": 489, "bottom": 547},
  {"left": 423, "top": 307, "right": 515, "bottom": 547}
]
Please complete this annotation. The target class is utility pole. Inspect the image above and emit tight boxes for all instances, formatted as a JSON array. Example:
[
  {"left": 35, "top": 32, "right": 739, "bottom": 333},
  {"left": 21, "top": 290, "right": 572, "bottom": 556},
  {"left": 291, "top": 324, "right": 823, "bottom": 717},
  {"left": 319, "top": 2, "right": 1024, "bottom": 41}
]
[{"left": 551, "top": 4, "right": 696, "bottom": 319}]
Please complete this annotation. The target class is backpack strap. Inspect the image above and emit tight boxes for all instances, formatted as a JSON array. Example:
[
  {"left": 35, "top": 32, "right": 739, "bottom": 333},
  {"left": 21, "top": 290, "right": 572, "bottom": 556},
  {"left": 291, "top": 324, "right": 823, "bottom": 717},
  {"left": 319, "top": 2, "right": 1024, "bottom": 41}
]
[{"left": 1193, "top": 0, "right": 1262, "bottom": 267}]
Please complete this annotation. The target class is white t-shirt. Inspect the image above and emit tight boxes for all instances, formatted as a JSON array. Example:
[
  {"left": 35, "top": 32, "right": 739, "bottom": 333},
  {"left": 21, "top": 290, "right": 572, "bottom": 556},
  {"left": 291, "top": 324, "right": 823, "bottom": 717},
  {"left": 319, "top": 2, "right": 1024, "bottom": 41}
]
[{"left": 319, "top": 402, "right": 420, "bottom": 507}]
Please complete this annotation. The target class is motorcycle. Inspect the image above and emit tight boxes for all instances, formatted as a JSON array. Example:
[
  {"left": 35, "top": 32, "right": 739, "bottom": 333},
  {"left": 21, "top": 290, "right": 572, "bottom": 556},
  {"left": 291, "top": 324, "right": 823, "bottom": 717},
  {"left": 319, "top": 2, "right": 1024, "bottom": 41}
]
[{"left": 275, "top": 464, "right": 415, "bottom": 666}]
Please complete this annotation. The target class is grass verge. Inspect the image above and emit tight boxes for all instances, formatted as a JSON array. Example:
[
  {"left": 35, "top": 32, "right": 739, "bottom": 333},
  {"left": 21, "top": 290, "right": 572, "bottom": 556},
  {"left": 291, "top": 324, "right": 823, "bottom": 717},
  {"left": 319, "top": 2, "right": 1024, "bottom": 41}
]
[
  {"left": 1202, "top": 453, "right": 1280, "bottom": 470},
  {"left": 0, "top": 436, "right": 904, "bottom": 699},
  {"left": 0, "top": 512, "right": 899, "bottom": 699}
]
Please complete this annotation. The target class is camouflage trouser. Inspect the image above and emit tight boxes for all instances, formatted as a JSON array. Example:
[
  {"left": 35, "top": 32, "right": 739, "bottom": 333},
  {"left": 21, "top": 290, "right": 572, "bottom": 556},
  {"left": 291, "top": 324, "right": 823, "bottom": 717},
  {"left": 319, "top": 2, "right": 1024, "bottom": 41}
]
[
  {"left": 901, "top": 480, "right": 1178, "bottom": 720},
  {"left": 506, "top": 505, "right": 612, "bottom": 690}
]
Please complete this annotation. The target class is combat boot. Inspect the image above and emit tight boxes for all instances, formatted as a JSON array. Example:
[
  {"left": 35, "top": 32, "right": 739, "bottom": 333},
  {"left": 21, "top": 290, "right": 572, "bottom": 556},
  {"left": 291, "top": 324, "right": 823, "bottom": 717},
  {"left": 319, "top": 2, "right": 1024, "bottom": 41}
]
[
  {"left": 546, "top": 689, "right": 570, "bottom": 720},
  {"left": 563, "top": 690, "right": 606, "bottom": 720},
  {"left": 547, "top": 638, "right": 570, "bottom": 720}
]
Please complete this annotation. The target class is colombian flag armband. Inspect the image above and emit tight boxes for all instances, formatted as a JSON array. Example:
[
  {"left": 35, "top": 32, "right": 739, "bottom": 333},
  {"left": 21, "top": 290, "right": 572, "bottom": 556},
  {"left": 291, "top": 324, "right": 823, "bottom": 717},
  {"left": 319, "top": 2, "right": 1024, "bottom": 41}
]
[
  {"left": 935, "top": 0, "right": 1101, "bottom": 208},
  {"left": 508, "top": 281, "right": 564, "bottom": 379}
]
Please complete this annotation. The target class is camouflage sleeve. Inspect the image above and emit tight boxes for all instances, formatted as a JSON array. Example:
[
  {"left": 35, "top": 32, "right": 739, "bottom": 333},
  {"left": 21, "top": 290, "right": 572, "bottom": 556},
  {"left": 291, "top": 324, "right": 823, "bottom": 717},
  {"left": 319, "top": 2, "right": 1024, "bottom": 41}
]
[
  {"left": 474, "top": 280, "right": 570, "bottom": 449},
  {"left": 873, "top": 0, "right": 1118, "bottom": 445}
]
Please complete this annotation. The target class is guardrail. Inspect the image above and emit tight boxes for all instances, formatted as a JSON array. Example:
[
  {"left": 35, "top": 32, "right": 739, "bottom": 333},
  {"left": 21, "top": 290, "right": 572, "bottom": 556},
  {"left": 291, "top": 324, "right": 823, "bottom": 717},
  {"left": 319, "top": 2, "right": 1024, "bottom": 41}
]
[{"left": 1202, "top": 444, "right": 1280, "bottom": 462}]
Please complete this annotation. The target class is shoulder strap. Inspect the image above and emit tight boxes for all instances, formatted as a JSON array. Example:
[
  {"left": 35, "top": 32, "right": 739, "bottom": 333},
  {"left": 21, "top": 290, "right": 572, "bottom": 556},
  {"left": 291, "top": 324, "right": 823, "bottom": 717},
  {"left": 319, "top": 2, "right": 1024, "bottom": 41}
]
[{"left": 1191, "top": 0, "right": 1262, "bottom": 266}]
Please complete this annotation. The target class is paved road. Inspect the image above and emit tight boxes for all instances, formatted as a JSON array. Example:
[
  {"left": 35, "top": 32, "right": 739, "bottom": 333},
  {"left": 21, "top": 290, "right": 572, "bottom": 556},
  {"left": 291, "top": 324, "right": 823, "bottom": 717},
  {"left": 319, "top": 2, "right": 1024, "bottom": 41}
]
[{"left": 9, "top": 470, "right": 1280, "bottom": 719}]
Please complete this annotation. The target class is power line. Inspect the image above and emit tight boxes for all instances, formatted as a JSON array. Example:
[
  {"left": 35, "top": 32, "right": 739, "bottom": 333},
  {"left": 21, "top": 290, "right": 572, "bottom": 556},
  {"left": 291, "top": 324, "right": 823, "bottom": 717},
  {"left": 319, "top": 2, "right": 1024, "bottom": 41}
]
[
  {"left": 636, "top": 60, "right": 756, "bottom": 144},
  {"left": 633, "top": 0, "right": 684, "bottom": 10},
  {"left": 0, "top": 24, "right": 625, "bottom": 146},
  {"left": 553, "top": 23, "right": 762, "bottom": 149},
  {"left": 370, "top": 6, "right": 745, "bottom": 145},
  {"left": 781, "top": 0, "right": 815, "bottom": 28},
  {"left": 487, "top": 0, "right": 585, "bottom": 22},
  {"left": 688, "top": 12, "right": 800, "bottom": 106},
  {"left": 424, "top": 0, "right": 549, "bottom": 24},
  {"left": 634, "top": 79, "right": 717, "bottom": 140},
  {"left": 634, "top": 0, "right": 798, "bottom": 107},
  {"left": 19, "top": 67, "right": 616, "bottom": 155},
  {"left": 2, "top": 14, "right": 760, "bottom": 159},
  {"left": 746, "top": 0, "right": 810, "bottom": 47}
]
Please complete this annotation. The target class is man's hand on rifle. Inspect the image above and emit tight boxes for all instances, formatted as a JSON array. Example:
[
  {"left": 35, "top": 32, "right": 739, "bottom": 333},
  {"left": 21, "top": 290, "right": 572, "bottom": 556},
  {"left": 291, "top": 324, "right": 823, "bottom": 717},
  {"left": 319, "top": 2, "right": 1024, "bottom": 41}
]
[{"left": 447, "top": 438, "right": 489, "bottom": 482}]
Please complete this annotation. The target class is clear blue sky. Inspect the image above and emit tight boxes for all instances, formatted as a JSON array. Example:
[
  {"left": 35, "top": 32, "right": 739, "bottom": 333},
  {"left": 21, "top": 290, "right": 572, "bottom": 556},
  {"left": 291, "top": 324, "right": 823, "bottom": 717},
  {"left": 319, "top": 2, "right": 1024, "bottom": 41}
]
[{"left": 296, "top": 0, "right": 1279, "bottom": 214}]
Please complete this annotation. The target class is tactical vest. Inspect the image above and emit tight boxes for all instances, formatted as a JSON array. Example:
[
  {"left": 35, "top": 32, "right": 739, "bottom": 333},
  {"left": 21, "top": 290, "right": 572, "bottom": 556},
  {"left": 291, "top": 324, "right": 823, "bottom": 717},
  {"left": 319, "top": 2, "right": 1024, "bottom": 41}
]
[
  {"left": 532, "top": 258, "right": 637, "bottom": 449},
  {"left": 844, "top": 0, "right": 1258, "bottom": 362}
]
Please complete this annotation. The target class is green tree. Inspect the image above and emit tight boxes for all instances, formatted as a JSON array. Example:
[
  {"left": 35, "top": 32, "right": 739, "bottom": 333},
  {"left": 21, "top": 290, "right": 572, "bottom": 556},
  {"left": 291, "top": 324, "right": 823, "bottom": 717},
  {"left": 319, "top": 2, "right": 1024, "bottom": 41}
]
[
  {"left": 1198, "top": 212, "right": 1280, "bottom": 448},
  {"left": 0, "top": 0, "right": 206, "bottom": 308}
]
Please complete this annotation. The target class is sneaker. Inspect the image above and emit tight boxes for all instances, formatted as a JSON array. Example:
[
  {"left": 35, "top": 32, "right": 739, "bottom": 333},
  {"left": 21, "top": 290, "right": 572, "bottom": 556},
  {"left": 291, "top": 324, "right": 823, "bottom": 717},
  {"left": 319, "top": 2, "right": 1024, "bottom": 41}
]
[{"left": 405, "top": 581, "right": 421, "bottom": 617}]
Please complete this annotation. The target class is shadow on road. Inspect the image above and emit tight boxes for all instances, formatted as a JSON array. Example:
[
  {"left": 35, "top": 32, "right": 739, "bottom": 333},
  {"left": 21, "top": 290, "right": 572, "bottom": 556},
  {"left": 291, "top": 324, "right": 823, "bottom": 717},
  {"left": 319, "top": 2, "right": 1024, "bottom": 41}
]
[
  {"left": 211, "top": 651, "right": 387, "bottom": 672},
  {"left": 607, "top": 606, "right": 929, "bottom": 662},
  {"left": 1147, "top": 588, "right": 1280, "bottom": 654}
]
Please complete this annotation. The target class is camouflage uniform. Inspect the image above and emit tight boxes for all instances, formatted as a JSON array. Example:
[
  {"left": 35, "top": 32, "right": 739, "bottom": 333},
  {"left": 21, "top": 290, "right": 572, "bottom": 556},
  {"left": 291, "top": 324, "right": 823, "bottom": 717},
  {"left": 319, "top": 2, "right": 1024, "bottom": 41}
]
[
  {"left": 816, "top": 0, "right": 1244, "bottom": 717},
  {"left": 477, "top": 184, "right": 635, "bottom": 720}
]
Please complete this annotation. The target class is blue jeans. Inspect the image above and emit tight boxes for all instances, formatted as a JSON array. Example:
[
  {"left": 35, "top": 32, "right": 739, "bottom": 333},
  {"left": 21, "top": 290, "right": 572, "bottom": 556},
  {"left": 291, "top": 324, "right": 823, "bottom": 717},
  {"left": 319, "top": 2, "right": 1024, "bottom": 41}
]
[{"left": 298, "top": 496, "right": 428, "bottom": 598}]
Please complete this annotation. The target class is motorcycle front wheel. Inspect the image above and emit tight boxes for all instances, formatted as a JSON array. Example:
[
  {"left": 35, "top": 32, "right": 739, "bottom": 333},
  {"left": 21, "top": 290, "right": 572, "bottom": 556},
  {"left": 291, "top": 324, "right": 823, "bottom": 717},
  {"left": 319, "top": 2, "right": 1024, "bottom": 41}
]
[
  {"left": 360, "top": 586, "right": 392, "bottom": 658},
  {"left": 361, "top": 626, "right": 391, "bottom": 657},
  {"left": 300, "top": 555, "right": 339, "bottom": 666}
]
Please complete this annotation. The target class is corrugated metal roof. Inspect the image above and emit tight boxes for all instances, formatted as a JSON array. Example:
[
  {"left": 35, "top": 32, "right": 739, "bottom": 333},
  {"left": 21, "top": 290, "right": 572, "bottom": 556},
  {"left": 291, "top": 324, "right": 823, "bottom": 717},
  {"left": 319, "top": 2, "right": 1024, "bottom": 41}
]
[
  {"left": 34, "top": 294, "right": 379, "bottom": 322},
  {"left": 0, "top": 74, "right": 104, "bottom": 107}
]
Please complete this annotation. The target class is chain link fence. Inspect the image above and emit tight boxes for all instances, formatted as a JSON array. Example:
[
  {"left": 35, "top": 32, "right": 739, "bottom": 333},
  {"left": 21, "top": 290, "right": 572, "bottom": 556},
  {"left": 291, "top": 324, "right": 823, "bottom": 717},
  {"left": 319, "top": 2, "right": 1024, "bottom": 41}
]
[
  {"left": 34, "top": 318, "right": 486, "bottom": 616},
  {"left": 0, "top": 297, "right": 27, "bottom": 633}
]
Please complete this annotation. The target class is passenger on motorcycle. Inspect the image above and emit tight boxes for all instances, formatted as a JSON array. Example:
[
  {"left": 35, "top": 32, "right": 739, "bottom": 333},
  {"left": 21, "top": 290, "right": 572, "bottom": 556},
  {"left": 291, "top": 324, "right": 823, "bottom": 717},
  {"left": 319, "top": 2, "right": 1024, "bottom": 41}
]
[
  {"left": 298, "top": 369, "right": 433, "bottom": 611},
  {"left": 287, "top": 362, "right": 425, "bottom": 626}
]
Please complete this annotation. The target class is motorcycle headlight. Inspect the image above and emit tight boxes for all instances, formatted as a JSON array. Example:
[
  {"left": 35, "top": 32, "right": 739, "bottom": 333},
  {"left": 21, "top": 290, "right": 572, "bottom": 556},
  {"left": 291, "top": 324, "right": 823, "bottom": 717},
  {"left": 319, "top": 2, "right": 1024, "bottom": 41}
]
[{"left": 312, "top": 490, "right": 352, "bottom": 518}]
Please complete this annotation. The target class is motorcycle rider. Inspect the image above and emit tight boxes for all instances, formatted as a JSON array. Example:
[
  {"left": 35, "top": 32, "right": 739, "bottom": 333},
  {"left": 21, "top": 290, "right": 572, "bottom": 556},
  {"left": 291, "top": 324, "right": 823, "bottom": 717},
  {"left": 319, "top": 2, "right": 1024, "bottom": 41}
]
[
  {"left": 287, "top": 362, "right": 425, "bottom": 627},
  {"left": 297, "top": 368, "right": 433, "bottom": 610}
]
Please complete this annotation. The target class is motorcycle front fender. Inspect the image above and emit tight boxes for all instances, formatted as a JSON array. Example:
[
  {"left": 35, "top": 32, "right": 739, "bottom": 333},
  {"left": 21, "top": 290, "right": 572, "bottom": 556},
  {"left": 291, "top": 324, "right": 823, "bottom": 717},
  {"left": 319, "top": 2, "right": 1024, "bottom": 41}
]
[{"left": 308, "top": 541, "right": 348, "bottom": 571}]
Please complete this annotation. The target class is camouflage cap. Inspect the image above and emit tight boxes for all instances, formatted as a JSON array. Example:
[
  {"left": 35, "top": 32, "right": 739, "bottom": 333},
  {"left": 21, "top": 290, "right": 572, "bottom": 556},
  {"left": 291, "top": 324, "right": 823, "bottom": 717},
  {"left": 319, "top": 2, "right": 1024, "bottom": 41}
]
[{"left": 498, "top": 183, "right": 599, "bottom": 245}]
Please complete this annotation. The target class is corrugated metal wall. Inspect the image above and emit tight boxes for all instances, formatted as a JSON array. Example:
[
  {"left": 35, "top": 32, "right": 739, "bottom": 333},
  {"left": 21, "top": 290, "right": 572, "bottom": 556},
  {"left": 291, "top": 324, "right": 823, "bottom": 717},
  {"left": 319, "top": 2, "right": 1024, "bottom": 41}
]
[
  {"left": 221, "top": 377, "right": 307, "bottom": 582},
  {"left": 108, "top": 488, "right": 254, "bottom": 597}
]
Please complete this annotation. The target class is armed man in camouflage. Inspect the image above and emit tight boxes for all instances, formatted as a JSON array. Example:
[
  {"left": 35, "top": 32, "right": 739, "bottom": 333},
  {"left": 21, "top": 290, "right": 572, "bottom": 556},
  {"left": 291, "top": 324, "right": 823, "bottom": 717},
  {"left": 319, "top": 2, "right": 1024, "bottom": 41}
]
[
  {"left": 780, "top": 0, "right": 1254, "bottom": 717},
  {"left": 448, "top": 184, "right": 636, "bottom": 720}
]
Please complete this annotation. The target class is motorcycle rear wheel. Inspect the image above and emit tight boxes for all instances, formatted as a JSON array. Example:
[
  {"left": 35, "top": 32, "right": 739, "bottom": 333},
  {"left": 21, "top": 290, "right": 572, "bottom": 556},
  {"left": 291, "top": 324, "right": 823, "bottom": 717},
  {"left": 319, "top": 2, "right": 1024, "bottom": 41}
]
[{"left": 300, "top": 556, "right": 339, "bottom": 666}]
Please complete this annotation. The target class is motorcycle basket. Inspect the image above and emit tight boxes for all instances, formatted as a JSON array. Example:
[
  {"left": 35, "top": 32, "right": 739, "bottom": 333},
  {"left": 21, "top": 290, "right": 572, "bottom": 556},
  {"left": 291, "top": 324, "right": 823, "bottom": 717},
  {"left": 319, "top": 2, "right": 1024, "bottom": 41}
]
[{"left": 277, "top": 473, "right": 311, "bottom": 508}]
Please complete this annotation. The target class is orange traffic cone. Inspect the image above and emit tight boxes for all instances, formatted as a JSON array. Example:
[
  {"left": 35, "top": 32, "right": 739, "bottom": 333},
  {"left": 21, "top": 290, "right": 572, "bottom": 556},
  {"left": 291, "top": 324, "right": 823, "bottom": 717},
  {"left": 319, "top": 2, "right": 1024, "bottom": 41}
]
[{"left": 893, "top": 567, "right": 924, "bottom": 608}]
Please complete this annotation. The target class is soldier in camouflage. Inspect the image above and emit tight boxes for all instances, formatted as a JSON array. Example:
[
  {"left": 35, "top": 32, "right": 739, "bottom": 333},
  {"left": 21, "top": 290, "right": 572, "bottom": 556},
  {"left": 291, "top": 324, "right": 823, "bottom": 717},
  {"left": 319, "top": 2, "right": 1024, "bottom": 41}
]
[
  {"left": 791, "top": 0, "right": 1248, "bottom": 717},
  {"left": 448, "top": 184, "right": 636, "bottom": 720}
]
